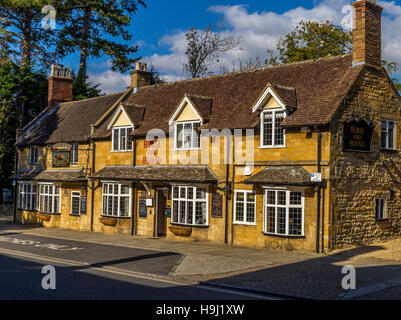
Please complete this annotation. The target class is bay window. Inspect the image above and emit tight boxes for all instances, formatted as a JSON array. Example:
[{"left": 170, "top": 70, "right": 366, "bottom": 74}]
[
  {"left": 39, "top": 184, "right": 60, "bottom": 214},
  {"left": 261, "top": 110, "right": 285, "bottom": 147},
  {"left": 18, "top": 183, "right": 37, "bottom": 211},
  {"left": 175, "top": 121, "right": 201, "bottom": 150},
  {"left": 265, "top": 189, "right": 304, "bottom": 236},
  {"left": 112, "top": 127, "right": 133, "bottom": 152},
  {"left": 234, "top": 190, "right": 256, "bottom": 224},
  {"left": 102, "top": 183, "right": 131, "bottom": 217},
  {"left": 171, "top": 186, "right": 208, "bottom": 226}
]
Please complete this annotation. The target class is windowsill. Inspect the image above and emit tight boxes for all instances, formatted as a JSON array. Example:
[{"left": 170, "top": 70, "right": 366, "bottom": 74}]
[
  {"left": 18, "top": 209, "right": 37, "bottom": 212},
  {"left": 380, "top": 148, "right": 397, "bottom": 152},
  {"left": 233, "top": 222, "right": 257, "bottom": 226},
  {"left": 101, "top": 215, "right": 131, "bottom": 219},
  {"left": 375, "top": 218, "right": 389, "bottom": 222},
  {"left": 111, "top": 150, "right": 133, "bottom": 153},
  {"left": 39, "top": 212, "right": 60, "bottom": 215},
  {"left": 170, "top": 222, "right": 209, "bottom": 228},
  {"left": 70, "top": 214, "right": 81, "bottom": 217},
  {"left": 262, "top": 232, "right": 305, "bottom": 239},
  {"left": 259, "top": 145, "right": 286, "bottom": 149}
]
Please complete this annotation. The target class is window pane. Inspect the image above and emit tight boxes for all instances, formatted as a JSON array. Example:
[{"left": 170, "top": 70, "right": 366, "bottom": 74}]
[
  {"left": 388, "top": 122, "right": 395, "bottom": 149},
  {"left": 120, "top": 128, "right": 127, "bottom": 151},
  {"left": 71, "top": 196, "right": 80, "bottom": 215},
  {"left": 113, "top": 129, "right": 119, "bottom": 151},
  {"left": 179, "top": 201, "right": 186, "bottom": 223},
  {"left": 274, "top": 111, "right": 285, "bottom": 145},
  {"left": 263, "top": 112, "right": 273, "bottom": 146},
  {"left": 195, "top": 202, "right": 207, "bottom": 225},
  {"left": 196, "top": 188, "right": 206, "bottom": 199},
  {"left": 235, "top": 199, "right": 244, "bottom": 222},
  {"left": 266, "top": 207, "right": 275, "bottom": 233},
  {"left": 267, "top": 191, "right": 275, "bottom": 205},
  {"left": 236, "top": 192, "right": 244, "bottom": 202},
  {"left": 176, "top": 124, "right": 183, "bottom": 148},
  {"left": 289, "top": 208, "right": 302, "bottom": 235},
  {"left": 187, "top": 201, "right": 193, "bottom": 225},
  {"left": 277, "top": 191, "right": 286, "bottom": 205},
  {"left": 173, "top": 187, "right": 179, "bottom": 199},
  {"left": 120, "top": 196, "right": 130, "bottom": 217},
  {"left": 290, "top": 192, "right": 302, "bottom": 205},
  {"left": 187, "top": 187, "right": 194, "bottom": 200},
  {"left": 246, "top": 202, "right": 255, "bottom": 223},
  {"left": 277, "top": 207, "right": 286, "bottom": 234},
  {"left": 172, "top": 200, "right": 179, "bottom": 223},
  {"left": 193, "top": 122, "right": 200, "bottom": 148}
]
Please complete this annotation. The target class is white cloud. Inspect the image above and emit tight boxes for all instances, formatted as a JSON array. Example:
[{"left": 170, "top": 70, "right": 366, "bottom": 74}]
[
  {"left": 88, "top": 70, "right": 131, "bottom": 94},
  {"left": 142, "top": 0, "right": 401, "bottom": 81}
]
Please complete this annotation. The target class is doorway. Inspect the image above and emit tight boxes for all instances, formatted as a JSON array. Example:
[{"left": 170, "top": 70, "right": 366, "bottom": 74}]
[{"left": 156, "top": 189, "right": 167, "bottom": 237}]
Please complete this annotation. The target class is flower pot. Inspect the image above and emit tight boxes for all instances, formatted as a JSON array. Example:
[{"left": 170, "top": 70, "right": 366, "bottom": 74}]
[
  {"left": 100, "top": 217, "right": 118, "bottom": 226},
  {"left": 169, "top": 225, "right": 192, "bottom": 237}
]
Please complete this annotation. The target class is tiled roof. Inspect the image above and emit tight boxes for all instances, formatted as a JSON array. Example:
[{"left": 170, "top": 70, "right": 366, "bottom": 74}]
[
  {"left": 10, "top": 170, "right": 87, "bottom": 182},
  {"left": 91, "top": 165, "right": 218, "bottom": 183},
  {"left": 109, "top": 54, "right": 362, "bottom": 137},
  {"left": 17, "top": 92, "right": 127, "bottom": 146},
  {"left": 243, "top": 166, "right": 313, "bottom": 186}
]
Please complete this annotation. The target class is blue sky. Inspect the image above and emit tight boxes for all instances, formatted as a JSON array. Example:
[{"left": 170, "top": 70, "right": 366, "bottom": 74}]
[{"left": 67, "top": 0, "right": 401, "bottom": 93}]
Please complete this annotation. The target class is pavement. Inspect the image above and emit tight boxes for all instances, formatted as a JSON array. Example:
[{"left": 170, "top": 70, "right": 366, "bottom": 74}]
[{"left": 2, "top": 211, "right": 401, "bottom": 300}]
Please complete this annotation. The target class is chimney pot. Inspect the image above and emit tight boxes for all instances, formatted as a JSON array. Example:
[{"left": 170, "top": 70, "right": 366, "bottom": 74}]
[{"left": 130, "top": 61, "right": 151, "bottom": 91}]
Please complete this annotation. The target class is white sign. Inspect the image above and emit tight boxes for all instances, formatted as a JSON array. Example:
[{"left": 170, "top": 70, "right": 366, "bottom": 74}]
[
  {"left": 146, "top": 198, "right": 153, "bottom": 207},
  {"left": 311, "top": 173, "right": 322, "bottom": 182}
]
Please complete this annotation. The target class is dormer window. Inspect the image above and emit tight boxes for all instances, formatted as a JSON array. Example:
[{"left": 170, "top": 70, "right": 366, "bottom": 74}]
[
  {"left": 112, "top": 127, "right": 133, "bottom": 152},
  {"left": 175, "top": 121, "right": 201, "bottom": 150},
  {"left": 261, "top": 109, "right": 285, "bottom": 147}
]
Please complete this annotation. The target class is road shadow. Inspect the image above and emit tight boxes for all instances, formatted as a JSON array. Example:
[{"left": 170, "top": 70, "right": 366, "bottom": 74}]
[{"left": 204, "top": 245, "right": 401, "bottom": 300}]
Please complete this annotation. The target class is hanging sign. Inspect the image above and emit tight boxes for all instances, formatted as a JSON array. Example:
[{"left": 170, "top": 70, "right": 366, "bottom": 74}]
[
  {"left": 52, "top": 151, "right": 70, "bottom": 167},
  {"left": 343, "top": 118, "right": 373, "bottom": 152}
]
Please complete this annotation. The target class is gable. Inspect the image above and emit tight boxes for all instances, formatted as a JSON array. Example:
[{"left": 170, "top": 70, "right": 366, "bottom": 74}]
[
  {"left": 263, "top": 96, "right": 283, "bottom": 110},
  {"left": 114, "top": 110, "right": 132, "bottom": 127},
  {"left": 176, "top": 102, "right": 201, "bottom": 122}
]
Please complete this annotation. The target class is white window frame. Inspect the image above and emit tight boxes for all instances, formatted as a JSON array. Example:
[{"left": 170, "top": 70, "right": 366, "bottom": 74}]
[
  {"left": 17, "top": 182, "right": 37, "bottom": 211},
  {"left": 375, "top": 197, "right": 386, "bottom": 221},
  {"left": 260, "top": 109, "right": 286, "bottom": 149},
  {"left": 38, "top": 183, "right": 61, "bottom": 214},
  {"left": 171, "top": 186, "right": 209, "bottom": 226},
  {"left": 29, "top": 146, "right": 38, "bottom": 164},
  {"left": 101, "top": 182, "right": 132, "bottom": 218},
  {"left": 71, "top": 144, "right": 79, "bottom": 164},
  {"left": 112, "top": 126, "right": 133, "bottom": 152},
  {"left": 233, "top": 190, "right": 256, "bottom": 225},
  {"left": 70, "top": 191, "right": 81, "bottom": 216},
  {"left": 174, "top": 121, "right": 202, "bottom": 150},
  {"left": 381, "top": 119, "right": 396, "bottom": 150},
  {"left": 263, "top": 188, "right": 304, "bottom": 237}
]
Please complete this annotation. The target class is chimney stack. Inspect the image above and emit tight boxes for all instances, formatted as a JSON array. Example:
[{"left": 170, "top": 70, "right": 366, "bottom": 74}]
[
  {"left": 130, "top": 62, "right": 151, "bottom": 92},
  {"left": 48, "top": 64, "right": 73, "bottom": 109},
  {"left": 352, "top": 0, "right": 383, "bottom": 68}
]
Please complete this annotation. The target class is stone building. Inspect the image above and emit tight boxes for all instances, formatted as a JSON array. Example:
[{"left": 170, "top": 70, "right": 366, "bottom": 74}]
[{"left": 11, "top": 0, "right": 401, "bottom": 252}]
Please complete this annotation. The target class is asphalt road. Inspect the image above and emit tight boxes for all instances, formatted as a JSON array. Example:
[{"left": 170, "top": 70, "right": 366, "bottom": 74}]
[{"left": 0, "top": 231, "right": 279, "bottom": 300}]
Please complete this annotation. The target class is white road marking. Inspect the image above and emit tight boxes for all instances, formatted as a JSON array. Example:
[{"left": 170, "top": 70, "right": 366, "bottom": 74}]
[{"left": 0, "top": 247, "right": 277, "bottom": 299}]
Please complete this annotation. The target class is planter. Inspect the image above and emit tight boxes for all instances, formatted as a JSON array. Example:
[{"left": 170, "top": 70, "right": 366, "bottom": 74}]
[
  {"left": 38, "top": 213, "right": 51, "bottom": 222},
  {"left": 100, "top": 217, "right": 118, "bottom": 226},
  {"left": 169, "top": 225, "right": 192, "bottom": 237}
]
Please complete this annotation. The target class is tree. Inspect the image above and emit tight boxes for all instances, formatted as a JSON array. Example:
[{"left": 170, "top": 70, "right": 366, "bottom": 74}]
[
  {"left": 270, "top": 20, "right": 401, "bottom": 91},
  {"left": 273, "top": 21, "right": 352, "bottom": 64},
  {"left": 0, "top": 0, "right": 60, "bottom": 67},
  {"left": 148, "top": 64, "right": 166, "bottom": 85},
  {"left": 72, "top": 71, "right": 102, "bottom": 100},
  {"left": 0, "top": 54, "right": 47, "bottom": 203},
  {"left": 56, "top": 0, "right": 147, "bottom": 81},
  {"left": 183, "top": 25, "right": 241, "bottom": 78}
]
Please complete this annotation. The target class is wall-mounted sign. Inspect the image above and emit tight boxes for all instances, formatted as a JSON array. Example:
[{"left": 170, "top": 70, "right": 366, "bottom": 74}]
[
  {"left": 311, "top": 173, "right": 322, "bottom": 182},
  {"left": 81, "top": 196, "right": 87, "bottom": 214},
  {"left": 139, "top": 198, "right": 147, "bottom": 218},
  {"left": 52, "top": 142, "right": 72, "bottom": 151},
  {"left": 146, "top": 198, "right": 153, "bottom": 207},
  {"left": 52, "top": 151, "right": 70, "bottom": 167},
  {"left": 343, "top": 118, "right": 373, "bottom": 152},
  {"left": 211, "top": 193, "right": 223, "bottom": 218}
]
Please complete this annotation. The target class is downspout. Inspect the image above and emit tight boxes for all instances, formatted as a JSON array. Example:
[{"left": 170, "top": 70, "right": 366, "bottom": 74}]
[
  {"left": 131, "top": 138, "right": 137, "bottom": 236},
  {"left": 314, "top": 126, "right": 322, "bottom": 254},
  {"left": 90, "top": 139, "right": 96, "bottom": 232},
  {"left": 13, "top": 150, "right": 19, "bottom": 223},
  {"left": 224, "top": 132, "right": 232, "bottom": 245}
]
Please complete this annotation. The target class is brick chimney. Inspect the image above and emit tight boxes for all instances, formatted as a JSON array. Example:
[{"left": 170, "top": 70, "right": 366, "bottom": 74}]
[
  {"left": 130, "top": 62, "right": 151, "bottom": 92},
  {"left": 352, "top": 0, "right": 383, "bottom": 68},
  {"left": 48, "top": 64, "right": 73, "bottom": 109}
]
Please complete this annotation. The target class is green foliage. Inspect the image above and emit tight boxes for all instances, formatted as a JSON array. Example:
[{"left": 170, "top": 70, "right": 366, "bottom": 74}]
[
  {"left": 0, "top": 53, "right": 47, "bottom": 191},
  {"left": 72, "top": 71, "right": 102, "bottom": 101},
  {"left": 148, "top": 65, "right": 166, "bottom": 85},
  {"left": 272, "top": 21, "right": 352, "bottom": 64},
  {"left": 56, "top": 0, "right": 147, "bottom": 77}
]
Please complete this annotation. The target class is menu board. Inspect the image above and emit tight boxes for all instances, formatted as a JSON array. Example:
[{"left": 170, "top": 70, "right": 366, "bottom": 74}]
[
  {"left": 139, "top": 198, "right": 147, "bottom": 218},
  {"left": 211, "top": 193, "right": 223, "bottom": 218}
]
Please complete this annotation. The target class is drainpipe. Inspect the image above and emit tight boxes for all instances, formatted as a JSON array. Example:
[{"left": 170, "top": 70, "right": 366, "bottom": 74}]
[
  {"left": 314, "top": 126, "right": 322, "bottom": 254},
  {"left": 90, "top": 140, "right": 96, "bottom": 232},
  {"left": 131, "top": 138, "right": 137, "bottom": 235},
  {"left": 224, "top": 133, "right": 232, "bottom": 245},
  {"left": 13, "top": 150, "right": 19, "bottom": 223}
]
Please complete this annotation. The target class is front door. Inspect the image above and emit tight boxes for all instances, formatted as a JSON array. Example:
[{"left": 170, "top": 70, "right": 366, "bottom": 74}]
[{"left": 157, "top": 190, "right": 167, "bottom": 237}]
